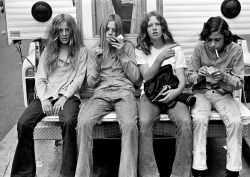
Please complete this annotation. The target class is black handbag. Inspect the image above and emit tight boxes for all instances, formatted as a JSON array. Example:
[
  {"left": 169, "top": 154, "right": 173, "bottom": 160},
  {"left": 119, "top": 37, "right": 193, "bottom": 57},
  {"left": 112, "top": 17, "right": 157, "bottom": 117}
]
[
  {"left": 144, "top": 64, "right": 196, "bottom": 111},
  {"left": 144, "top": 64, "right": 179, "bottom": 101}
]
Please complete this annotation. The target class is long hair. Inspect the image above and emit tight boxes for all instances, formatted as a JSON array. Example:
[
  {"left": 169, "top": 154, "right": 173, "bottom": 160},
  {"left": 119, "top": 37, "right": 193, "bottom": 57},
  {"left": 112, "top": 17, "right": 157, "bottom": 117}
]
[
  {"left": 98, "top": 14, "right": 124, "bottom": 49},
  {"left": 200, "top": 16, "right": 233, "bottom": 46},
  {"left": 44, "top": 14, "right": 82, "bottom": 76},
  {"left": 136, "top": 11, "right": 176, "bottom": 55}
]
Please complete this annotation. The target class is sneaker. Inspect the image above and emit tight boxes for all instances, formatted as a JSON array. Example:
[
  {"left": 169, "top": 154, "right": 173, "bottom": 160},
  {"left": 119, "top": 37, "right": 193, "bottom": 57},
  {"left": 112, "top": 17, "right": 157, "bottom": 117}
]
[{"left": 225, "top": 170, "right": 239, "bottom": 177}]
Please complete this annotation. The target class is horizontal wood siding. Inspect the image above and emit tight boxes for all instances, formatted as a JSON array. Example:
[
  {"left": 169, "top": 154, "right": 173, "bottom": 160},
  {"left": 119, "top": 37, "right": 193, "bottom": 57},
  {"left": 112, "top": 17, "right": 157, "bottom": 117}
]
[
  {"left": 5, "top": 0, "right": 76, "bottom": 44},
  {"left": 162, "top": 0, "right": 250, "bottom": 63}
]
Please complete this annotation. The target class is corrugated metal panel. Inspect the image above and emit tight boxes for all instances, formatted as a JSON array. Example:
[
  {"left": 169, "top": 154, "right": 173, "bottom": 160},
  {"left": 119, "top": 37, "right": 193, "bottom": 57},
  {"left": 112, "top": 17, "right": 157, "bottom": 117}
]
[
  {"left": 5, "top": 0, "right": 76, "bottom": 44},
  {"left": 162, "top": 0, "right": 250, "bottom": 63}
]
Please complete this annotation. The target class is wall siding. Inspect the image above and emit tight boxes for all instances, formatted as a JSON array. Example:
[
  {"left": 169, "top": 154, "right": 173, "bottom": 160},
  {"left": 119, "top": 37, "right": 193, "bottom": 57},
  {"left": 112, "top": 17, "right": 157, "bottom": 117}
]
[
  {"left": 5, "top": 0, "right": 76, "bottom": 44},
  {"left": 162, "top": 0, "right": 250, "bottom": 63}
]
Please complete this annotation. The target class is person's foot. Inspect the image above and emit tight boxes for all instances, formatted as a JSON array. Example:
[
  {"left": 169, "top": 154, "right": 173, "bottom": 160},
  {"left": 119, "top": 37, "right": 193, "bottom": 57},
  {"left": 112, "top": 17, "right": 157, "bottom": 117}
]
[
  {"left": 225, "top": 170, "right": 239, "bottom": 177},
  {"left": 192, "top": 169, "right": 205, "bottom": 177}
]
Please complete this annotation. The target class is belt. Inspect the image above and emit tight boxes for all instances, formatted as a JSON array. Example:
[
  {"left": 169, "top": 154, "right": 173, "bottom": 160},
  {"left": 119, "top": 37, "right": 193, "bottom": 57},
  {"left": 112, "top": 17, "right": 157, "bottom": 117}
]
[
  {"left": 205, "top": 89, "right": 224, "bottom": 96},
  {"left": 206, "top": 83, "right": 220, "bottom": 90}
]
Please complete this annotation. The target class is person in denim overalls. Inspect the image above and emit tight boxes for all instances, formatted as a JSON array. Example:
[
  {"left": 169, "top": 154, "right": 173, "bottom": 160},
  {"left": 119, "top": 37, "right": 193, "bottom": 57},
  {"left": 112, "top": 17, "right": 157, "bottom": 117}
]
[
  {"left": 135, "top": 11, "right": 193, "bottom": 177},
  {"left": 188, "top": 16, "right": 244, "bottom": 177},
  {"left": 75, "top": 14, "right": 140, "bottom": 177},
  {"left": 11, "top": 14, "right": 87, "bottom": 177}
]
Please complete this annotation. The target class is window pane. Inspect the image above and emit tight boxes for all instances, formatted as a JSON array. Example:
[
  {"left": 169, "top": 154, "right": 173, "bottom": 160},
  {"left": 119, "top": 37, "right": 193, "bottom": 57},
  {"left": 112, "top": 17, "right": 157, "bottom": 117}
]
[{"left": 94, "top": 0, "right": 145, "bottom": 35}]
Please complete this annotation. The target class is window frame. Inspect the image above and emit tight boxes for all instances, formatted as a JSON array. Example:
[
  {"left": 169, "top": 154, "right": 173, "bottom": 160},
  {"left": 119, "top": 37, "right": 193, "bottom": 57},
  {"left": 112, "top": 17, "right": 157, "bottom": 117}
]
[
  {"left": 156, "top": 0, "right": 163, "bottom": 15},
  {"left": 91, "top": 0, "right": 147, "bottom": 38}
]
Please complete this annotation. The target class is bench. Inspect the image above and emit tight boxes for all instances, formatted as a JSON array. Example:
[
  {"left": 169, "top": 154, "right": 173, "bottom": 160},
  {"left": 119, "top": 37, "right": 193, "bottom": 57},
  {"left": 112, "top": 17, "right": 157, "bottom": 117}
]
[{"left": 33, "top": 89, "right": 250, "bottom": 140}]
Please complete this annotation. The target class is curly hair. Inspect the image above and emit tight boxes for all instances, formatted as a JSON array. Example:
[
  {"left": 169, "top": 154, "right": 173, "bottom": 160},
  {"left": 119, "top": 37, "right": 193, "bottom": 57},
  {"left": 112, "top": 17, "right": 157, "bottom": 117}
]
[
  {"left": 136, "top": 11, "right": 176, "bottom": 55},
  {"left": 200, "top": 16, "right": 233, "bottom": 46},
  {"left": 44, "top": 14, "right": 82, "bottom": 76}
]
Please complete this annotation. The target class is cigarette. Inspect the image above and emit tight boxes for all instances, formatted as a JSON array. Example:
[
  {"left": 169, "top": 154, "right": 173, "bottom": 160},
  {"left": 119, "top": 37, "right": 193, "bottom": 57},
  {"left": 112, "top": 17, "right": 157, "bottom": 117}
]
[
  {"left": 215, "top": 49, "right": 219, "bottom": 58},
  {"left": 117, "top": 34, "right": 124, "bottom": 40}
]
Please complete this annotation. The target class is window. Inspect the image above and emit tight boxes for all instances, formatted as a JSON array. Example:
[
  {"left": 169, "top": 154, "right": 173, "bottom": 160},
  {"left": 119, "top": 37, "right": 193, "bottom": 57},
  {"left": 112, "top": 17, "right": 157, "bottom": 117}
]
[{"left": 92, "top": 0, "right": 146, "bottom": 36}]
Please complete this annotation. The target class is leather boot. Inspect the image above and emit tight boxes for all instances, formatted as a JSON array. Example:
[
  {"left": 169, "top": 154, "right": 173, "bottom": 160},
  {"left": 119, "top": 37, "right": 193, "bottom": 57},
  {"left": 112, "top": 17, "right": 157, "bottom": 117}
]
[
  {"left": 225, "top": 170, "right": 239, "bottom": 177},
  {"left": 192, "top": 169, "right": 205, "bottom": 177}
]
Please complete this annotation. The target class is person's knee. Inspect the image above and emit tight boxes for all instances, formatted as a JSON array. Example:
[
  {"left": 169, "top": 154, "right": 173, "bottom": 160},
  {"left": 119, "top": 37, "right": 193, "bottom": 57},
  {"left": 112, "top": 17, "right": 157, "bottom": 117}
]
[
  {"left": 227, "top": 114, "right": 241, "bottom": 126},
  {"left": 178, "top": 118, "right": 192, "bottom": 131},
  {"left": 77, "top": 116, "right": 93, "bottom": 132},
  {"left": 17, "top": 116, "right": 31, "bottom": 130},
  {"left": 192, "top": 112, "right": 209, "bottom": 125},
  {"left": 121, "top": 118, "right": 138, "bottom": 133},
  {"left": 61, "top": 115, "right": 77, "bottom": 128},
  {"left": 139, "top": 115, "right": 153, "bottom": 127}
]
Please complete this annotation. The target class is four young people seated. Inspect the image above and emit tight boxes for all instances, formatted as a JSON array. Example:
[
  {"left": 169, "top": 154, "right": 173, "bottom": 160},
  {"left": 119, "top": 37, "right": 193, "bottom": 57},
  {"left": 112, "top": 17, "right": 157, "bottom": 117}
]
[{"left": 11, "top": 11, "right": 245, "bottom": 177}]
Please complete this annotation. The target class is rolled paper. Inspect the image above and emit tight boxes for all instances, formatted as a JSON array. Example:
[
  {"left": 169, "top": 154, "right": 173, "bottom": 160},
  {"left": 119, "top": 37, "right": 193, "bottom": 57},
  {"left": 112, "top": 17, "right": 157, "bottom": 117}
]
[{"left": 215, "top": 49, "right": 219, "bottom": 58}]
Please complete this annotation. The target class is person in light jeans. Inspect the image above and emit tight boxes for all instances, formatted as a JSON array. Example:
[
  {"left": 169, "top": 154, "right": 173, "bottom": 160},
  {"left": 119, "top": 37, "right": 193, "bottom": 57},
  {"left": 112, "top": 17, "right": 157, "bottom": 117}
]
[
  {"left": 187, "top": 16, "right": 244, "bottom": 177},
  {"left": 11, "top": 14, "right": 87, "bottom": 177},
  {"left": 135, "top": 11, "right": 193, "bottom": 177},
  {"left": 75, "top": 14, "right": 140, "bottom": 177}
]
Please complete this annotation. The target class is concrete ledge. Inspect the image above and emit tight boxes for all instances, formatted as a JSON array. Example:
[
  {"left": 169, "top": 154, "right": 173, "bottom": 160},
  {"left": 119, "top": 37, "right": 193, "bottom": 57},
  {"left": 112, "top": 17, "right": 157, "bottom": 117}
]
[{"left": 0, "top": 125, "right": 17, "bottom": 177}]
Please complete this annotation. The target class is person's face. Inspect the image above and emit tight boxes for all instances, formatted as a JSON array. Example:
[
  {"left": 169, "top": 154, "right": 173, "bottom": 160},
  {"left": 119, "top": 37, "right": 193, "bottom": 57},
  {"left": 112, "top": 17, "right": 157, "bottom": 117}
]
[
  {"left": 147, "top": 16, "right": 163, "bottom": 41},
  {"left": 106, "top": 21, "right": 116, "bottom": 44},
  {"left": 206, "top": 31, "right": 225, "bottom": 52},
  {"left": 59, "top": 22, "right": 70, "bottom": 45}
]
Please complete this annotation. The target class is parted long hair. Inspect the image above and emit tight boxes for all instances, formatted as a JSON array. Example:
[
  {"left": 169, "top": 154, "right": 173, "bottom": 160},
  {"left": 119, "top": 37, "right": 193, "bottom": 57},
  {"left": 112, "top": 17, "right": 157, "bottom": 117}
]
[
  {"left": 44, "top": 14, "right": 82, "bottom": 76},
  {"left": 136, "top": 11, "right": 176, "bottom": 55},
  {"left": 200, "top": 16, "right": 233, "bottom": 46},
  {"left": 99, "top": 14, "right": 124, "bottom": 49}
]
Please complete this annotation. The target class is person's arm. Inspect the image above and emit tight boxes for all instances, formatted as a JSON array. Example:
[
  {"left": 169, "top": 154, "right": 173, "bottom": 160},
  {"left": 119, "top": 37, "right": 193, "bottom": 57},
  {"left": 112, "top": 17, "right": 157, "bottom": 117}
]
[
  {"left": 87, "top": 47, "right": 102, "bottom": 88},
  {"left": 175, "top": 68, "right": 186, "bottom": 93},
  {"left": 35, "top": 49, "right": 54, "bottom": 115},
  {"left": 35, "top": 49, "right": 50, "bottom": 102},
  {"left": 187, "top": 45, "right": 205, "bottom": 85},
  {"left": 159, "top": 47, "right": 187, "bottom": 103},
  {"left": 117, "top": 42, "right": 141, "bottom": 84},
  {"left": 62, "top": 47, "right": 88, "bottom": 98},
  {"left": 218, "top": 48, "right": 244, "bottom": 91},
  {"left": 137, "top": 45, "right": 178, "bottom": 81}
]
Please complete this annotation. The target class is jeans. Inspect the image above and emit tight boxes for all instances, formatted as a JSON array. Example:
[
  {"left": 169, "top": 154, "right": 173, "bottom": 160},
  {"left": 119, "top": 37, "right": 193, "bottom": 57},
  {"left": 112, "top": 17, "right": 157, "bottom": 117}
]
[
  {"left": 138, "top": 94, "right": 192, "bottom": 177},
  {"left": 191, "top": 91, "right": 242, "bottom": 171},
  {"left": 75, "top": 88, "right": 138, "bottom": 177},
  {"left": 11, "top": 96, "right": 80, "bottom": 177}
]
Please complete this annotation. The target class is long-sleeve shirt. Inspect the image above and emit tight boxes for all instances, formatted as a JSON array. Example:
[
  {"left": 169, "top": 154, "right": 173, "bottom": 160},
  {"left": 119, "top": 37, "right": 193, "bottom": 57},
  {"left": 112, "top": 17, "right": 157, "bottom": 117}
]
[
  {"left": 35, "top": 46, "right": 87, "bottom": 102},
  {"left": 187, "top": 42, "right": 244, "bottom": 94},
  {"left": 87, "top": 41, "right": 140, "bottom": 92}
]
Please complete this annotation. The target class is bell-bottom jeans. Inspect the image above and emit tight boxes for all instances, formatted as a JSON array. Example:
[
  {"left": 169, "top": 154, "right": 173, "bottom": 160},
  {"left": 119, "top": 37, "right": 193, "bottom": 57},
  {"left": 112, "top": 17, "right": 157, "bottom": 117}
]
[
  {"left": 138, "top": 94, "right": 193, "bottom": 177},
  {"left": 191, "top": 91, "right": 242, "bottom": 172},
  {"left": 75, "top": 88, "right": 138, "bottom": 177},
  {"left": 11, "top": 96, "right": 80, "bottom": 177}
]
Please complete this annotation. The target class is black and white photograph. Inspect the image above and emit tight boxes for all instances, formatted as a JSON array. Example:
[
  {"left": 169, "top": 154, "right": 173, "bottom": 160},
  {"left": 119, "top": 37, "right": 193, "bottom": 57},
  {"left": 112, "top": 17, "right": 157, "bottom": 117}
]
[{"left": 1, "top": 0, "right": 250, "bottom": 177}]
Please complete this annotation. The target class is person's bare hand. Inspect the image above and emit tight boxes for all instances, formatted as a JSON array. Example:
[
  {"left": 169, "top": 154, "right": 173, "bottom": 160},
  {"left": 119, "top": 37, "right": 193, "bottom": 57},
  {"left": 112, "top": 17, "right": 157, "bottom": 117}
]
[
  {"left": 53, "top": 96, "right": 67, "bottom": 116},
  {"left": 157, "top": 44, "right": 179, "bottom": 63},
  {"left": 41, "top": 99, "right": 53, "bottom": 116},
  {"left": 110, "top": 36, "right": 125, "bottom": 51},
  {"left": 94, "top": 47, "right": 103, "bottom": 66},
  {"left": 211, "top": 68, "right": 224, "bottom": 81},
  {"left": 198, "top": 66, "right": 209, "bottom": 77},
  {"left": 159, "top": 89, "right": 179, "bottom": 103}
]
